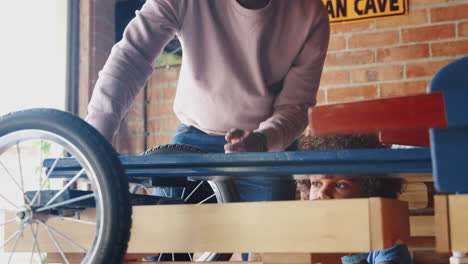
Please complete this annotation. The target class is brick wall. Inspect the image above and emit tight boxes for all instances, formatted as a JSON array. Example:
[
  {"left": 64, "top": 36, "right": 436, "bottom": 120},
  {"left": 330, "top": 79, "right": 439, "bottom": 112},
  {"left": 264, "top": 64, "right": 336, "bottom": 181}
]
[{"left": 319, "top": 0, "right": 468, "bottom": 105}]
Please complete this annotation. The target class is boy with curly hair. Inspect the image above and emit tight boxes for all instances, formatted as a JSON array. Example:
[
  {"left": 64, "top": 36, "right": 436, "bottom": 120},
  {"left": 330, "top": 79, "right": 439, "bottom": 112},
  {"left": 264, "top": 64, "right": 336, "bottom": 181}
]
[{"left": 297, "top": 133, "right": 412, "bottom": 264}]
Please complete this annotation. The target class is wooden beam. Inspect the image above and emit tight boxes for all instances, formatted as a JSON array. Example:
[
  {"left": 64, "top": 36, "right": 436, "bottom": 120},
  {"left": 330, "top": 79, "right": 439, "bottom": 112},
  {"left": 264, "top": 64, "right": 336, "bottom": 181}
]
[
  {"left": 448, "top": 194, "right": 468, "bottom": 251},
  {"left": 380, "top": 128, "right": 430, "bottom": 147},
  {"left": 434, "top": 195, "right": 451, "bottom": 252},
  {"left": 4, "top": 199, "right": 409, "bottom": 254},
  {"left": 309, "top": 92, "right": 447, "bottom": 136},
  {"left": 410, "top": 215, "right": 434, "bottom": 237},
  {"left": 369, "top": 198, "right": 410, "bottom": 250},
  {"left": 262, "top": 253, "right": 311, "bottom": 264}
]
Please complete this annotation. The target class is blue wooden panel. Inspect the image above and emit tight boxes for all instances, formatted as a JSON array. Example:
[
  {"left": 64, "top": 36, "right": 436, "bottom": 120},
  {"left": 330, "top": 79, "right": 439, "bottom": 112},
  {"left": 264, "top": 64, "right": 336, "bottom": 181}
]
[
  {"left": 430, "top": 127, "right": 468, "bottom": 193},
  {"left": 428, "top": 56, "right": 468, "bottom": 192},
  {"left": 429, "top": 56, "right": 468, "bottom": 128}
]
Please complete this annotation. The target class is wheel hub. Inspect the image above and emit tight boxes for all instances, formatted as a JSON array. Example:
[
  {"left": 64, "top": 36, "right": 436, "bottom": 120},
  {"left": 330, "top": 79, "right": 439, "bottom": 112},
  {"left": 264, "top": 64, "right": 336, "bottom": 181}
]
[{"left": 16, "top": 205, "right": 33, "bottom": 224}]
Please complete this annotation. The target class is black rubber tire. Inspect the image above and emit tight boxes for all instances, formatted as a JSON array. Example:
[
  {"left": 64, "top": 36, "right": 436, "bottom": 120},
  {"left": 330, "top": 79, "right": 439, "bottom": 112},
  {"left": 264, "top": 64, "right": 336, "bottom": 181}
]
[
  {"left": 143, "top": 144, "right": 238, "bottom": 261},
  {"left": 0, "top": 108, "right": 131, "bottom": 264}
]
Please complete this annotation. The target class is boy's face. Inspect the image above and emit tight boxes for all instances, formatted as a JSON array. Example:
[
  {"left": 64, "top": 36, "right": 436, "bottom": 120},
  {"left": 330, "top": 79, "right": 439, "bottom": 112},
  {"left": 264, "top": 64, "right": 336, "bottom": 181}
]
[{"left": 308, "top": 174, "right": 364, "bottom": 200}]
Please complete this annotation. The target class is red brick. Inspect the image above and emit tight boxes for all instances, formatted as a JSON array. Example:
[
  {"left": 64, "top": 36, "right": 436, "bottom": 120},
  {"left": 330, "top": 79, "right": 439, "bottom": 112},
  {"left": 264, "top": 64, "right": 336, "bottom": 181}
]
[
  {"left": 380, "top": 80, "right": 429, "bottom": 97},
  {"left": 327, "top": 85, "right": 377, "bottom": 103},
  {"left": 406, "top": 59, "right": 455, "bottom": 78},
  {"left": 431, "top": 4, "right": 468, "bottom": 23},
  {"left": 458, "top": 21, "right": 468, "bottom": 37},
  {"left": 162, "top": 86, "right": 177, "bottom": 100},
  {"left": 402, "top": 24, "right": 455, "bottom": 43},
  {"left": 328, "top": 36, "right": 346, "bottom": 51},
  {"left": 330, "top": 21, "right": 373, "bottom": 34},
  {"left": 351, "top": 65, "right": 403, "bottom": 83},
  {"left": 147, "top": 119, "right": 161, "bottom": 134},
  {"left": 324, "top": 50, "right": 375, "bottom": 67},
  {"left": 320, "top": 70, "right": 350, "bottom": 86},
  {"left": 376, "top": 9, "right": 427, "bottom": 29},
  {"left": 377, "top": 44, "right": 429, "bottom": 63},
  {"left": 147, "top": 135, "right": 173, "bottom": 148},
  {"left": 160, "top": 117, "right": 180, "bottom": 133},
  {"left": 431, "top": 40, "right": 468, "bottom": 57},
  {"left": 147, "top": 87, "right": 162, "bottom": 102},
  {"left": 410, "top": 0, "right": 452, "bottom": 7},
  {"left": 349, "top": 31, "right": 399, "bottom": 48},
  {"left": 316, "top": 89, "right": 326, "bottom": 105},
  {"left": 147, "top": 102, "right": 174, "bottom": 117}
]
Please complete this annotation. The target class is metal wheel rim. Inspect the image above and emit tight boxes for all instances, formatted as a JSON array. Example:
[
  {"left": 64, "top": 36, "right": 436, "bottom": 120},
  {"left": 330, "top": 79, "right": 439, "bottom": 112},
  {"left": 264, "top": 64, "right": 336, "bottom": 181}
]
[{"left": 0, "top": 129, "right": 105, "bottom": 264}]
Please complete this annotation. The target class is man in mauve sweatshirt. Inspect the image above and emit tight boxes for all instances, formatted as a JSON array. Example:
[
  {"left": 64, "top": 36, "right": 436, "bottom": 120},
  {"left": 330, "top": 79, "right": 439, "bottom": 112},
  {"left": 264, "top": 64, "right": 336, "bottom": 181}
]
[{"left": 86, "top": 0, "right": 329, "bottom": 209}]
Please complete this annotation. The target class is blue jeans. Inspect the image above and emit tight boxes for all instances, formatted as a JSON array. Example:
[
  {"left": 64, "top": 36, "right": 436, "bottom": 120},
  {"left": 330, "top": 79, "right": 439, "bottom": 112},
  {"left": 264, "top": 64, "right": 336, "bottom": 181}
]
[{"left": 167, "top": 123, "right": 296, "bottom": 202}]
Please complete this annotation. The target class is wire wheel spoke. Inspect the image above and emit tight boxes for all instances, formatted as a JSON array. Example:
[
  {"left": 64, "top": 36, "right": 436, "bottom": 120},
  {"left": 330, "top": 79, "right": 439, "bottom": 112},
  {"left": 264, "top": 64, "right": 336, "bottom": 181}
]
[
  {"left": 7, "top": 229, "right": 21, "bottom": 264},
  {"left": 50, "top": 215, "right": 96, "bottom": 226},
  {"left": 36, "top": 193, "right": 94, "bottom": 212},
  {"left": 39, "top": 220, "right": 71, "bottom": 264},
  {"left": 0, "top": 160, "right": 31, "bottom": 204},
  {"left": 30, "top": 157, "right": 61, "bottom": 206},
  {"left": 0, "top": 230, "right": 21, "bottom": 250},
  {"left": 29, "top": 223, "right": 43, "bottom": 264},
  {"left": 1, "top": 217, "right": 17, "bottom": 226},
  {"left": 0, "top": 193, "right": 19, "bottom": 209},
  {"left": 184, "top": 181, "right": 205, "bottom": 202},
  {"left": 197, "top": 193, "right": 216, "bottom": 205},
  {"left": 43, "top": 168, "right": 85, "bottom": 208},
  {"left": 36, "top": 220, "right": 87, "bottom": 252}
]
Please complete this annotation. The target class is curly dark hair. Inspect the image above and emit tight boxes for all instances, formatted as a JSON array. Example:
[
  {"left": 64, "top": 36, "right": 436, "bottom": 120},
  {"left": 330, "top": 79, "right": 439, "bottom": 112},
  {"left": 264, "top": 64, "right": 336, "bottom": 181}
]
[{"left": 296, "top": 133, "right": 403, "bottom": 200}]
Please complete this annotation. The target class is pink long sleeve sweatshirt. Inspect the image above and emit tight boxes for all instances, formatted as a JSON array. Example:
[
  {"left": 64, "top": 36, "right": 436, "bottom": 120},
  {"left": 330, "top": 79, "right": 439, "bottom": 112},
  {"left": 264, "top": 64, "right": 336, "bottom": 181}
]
[{"left": 85, "top": 0, "right": 329, "bottom": 151}]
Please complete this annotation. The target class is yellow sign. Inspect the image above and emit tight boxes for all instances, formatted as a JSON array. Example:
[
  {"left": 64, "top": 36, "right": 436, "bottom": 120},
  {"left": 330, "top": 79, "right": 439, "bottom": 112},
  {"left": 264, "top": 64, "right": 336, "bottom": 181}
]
[{"left": 322, "top": 0, "right": 408, "bottom": 23}]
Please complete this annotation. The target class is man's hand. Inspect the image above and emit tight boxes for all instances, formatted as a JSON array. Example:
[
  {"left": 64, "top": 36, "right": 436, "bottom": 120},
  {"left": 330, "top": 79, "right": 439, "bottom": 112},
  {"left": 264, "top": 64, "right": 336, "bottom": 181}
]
[{"left": 224, "top": 129, "right": 267, "bottom": 153}]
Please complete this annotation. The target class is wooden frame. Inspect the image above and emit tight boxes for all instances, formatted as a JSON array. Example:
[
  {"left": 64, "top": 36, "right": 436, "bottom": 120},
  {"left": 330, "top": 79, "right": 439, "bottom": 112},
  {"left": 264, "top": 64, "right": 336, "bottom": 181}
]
[{"left": 5, "top": 198, "right": 409, "bottom": 257}]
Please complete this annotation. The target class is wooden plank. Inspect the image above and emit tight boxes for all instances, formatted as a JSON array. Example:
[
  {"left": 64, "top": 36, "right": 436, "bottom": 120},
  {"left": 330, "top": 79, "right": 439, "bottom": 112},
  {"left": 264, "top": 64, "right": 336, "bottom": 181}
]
[
  {"left": 399, "top": 182, "right": 429, "bottom": 209},
  {"left": 434, "top": 194, "right": 451, "bottom": 252},
  {"left": 406, "top": 237, "right": 436, "bottom": 248},
  {"left": 262, "top": 253, "right": 311, "bottom": 264},
  {"left": 4, "top": 199, "right": 409, "bottom": 255},
  {"left": 380, "top": 128, "right": 430, "bottom": 147},
  {"left": 310, "top": 253, "right": 343, "bottom": 264},
  {"left": 410, "top": 215, "right": 434, "bottom": 237},
  {"left": 448, "top": 194, "right": 468, "bottom": 251},
  {"left": 309, "top": 92, "right": 447, "bottom": 136},
  {"left": 412, "top": 250, "right": 452, "bottom": 264},
  {"left": 128, "top": 199, "right": 372, "bottom": 253},
  {"left": 47, "top": 253, "right": 85, "bottom": 264},
  {"left": 369, "top": 198, "right": 410, "bottom": 250}
]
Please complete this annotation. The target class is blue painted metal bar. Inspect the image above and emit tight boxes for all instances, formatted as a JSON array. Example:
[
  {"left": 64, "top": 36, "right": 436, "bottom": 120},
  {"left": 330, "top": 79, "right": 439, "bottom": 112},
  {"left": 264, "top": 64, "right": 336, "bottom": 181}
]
[{"left": 46, "top": 148, "right": 432, "bottom": 180}]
